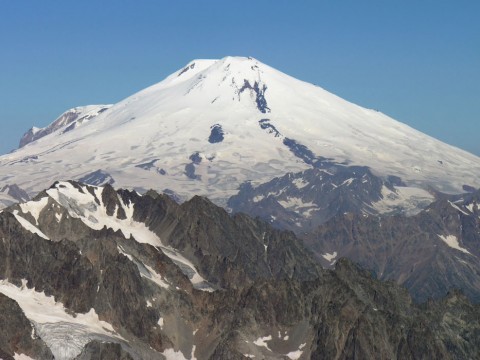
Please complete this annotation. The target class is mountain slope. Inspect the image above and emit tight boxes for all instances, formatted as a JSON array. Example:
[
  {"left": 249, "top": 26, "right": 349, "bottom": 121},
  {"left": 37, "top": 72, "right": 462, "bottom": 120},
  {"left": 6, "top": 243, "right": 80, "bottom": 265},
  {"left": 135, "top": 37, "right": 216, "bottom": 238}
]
[
  {"left": 304, "top": 189, "right": 480, "bottom": 302},
  {"left": 228, "top": 164, "right": 436, "bottom": 232},
  {"left": 1, "top": 56, "right": 479, "bottom": 210},
  {"left": 1, "top": 182, "right": 480, "bottom": 359}
]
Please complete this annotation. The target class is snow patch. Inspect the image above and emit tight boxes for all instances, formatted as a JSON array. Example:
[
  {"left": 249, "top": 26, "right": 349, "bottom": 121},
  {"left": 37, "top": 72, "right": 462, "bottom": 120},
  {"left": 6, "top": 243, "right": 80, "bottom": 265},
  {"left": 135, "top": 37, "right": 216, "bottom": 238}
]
[
  {"left": 292, "top": 178, "right": 309, "bottom": 189},
  {"left": 437, "top": 234, "right": 471, "bottom": 255},
  {"left": 14, "top": 354, "right": 35, "bottom": 360},
  {"left": 19, "top": 197, "right": 48, "bottom": 224},
  {"left": 448, "top": 201, "right": 470, "bottom": 216},
  {"left": 322, "top": 251, "right": 337, "bottom": 262},
  {"left": 142, "top": 264, "right": 170, "bottom": 289},
  {"left": 277, "top": 197, "right": 319, "bottom": 218},
  {"left": 339, "top": 178, "right": 354, "bottom": 186},
  {"left": 372, "top": 185, "right": 434, "bottom": 216},
  {"left": 117, "top": 245, "right": 170, "bottom": 289},
  {"left": 286, "top": 350, "right": 303, "bottom": 360},
  {"left": 0, "top": 280, "right": 121, "bottom": 360},
  {"left": 253, "top": 195, "right": 264, "bottom": 203},
  {"left": 161, "top": 348, "right": 188, "bottom": 360},
  {"left": 12, "top": 211, "right": 49, "bottom": 240},
  {"left": 253, "top": 335, "right": 272, "bottom": 351}
]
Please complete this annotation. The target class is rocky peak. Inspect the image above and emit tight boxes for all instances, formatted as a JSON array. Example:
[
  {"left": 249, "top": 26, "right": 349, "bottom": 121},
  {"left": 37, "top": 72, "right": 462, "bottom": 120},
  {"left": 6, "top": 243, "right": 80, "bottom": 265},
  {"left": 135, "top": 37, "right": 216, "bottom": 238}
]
[{"left": 18, "top": 105, "right": 112, "bottom": 148}]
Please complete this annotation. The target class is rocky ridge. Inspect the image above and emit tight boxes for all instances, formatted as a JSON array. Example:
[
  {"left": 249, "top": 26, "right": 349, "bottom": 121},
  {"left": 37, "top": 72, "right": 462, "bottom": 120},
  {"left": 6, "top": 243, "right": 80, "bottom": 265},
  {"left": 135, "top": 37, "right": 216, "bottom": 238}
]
[
  {"left": 0, "top": 182, "right": 479, "bottom": 359},
  {"left": 228, "top": 164, "right": 435, "bottom": 233},
  {"left": 19, "top": 105, "right": 112, "bottom": 148},
  {"left": 304, "top": 189, "right": 480, "bottom": 303}
]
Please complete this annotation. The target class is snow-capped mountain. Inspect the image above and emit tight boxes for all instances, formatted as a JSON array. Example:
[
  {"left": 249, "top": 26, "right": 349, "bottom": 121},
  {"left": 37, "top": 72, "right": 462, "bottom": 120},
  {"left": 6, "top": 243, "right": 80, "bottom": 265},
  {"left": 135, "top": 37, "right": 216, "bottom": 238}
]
[
  {"left": 1, "top": 56, "right": 479, "bottom": 211},
  {"left": 18, "top": 105, "right": 112, "bottom": 148}
]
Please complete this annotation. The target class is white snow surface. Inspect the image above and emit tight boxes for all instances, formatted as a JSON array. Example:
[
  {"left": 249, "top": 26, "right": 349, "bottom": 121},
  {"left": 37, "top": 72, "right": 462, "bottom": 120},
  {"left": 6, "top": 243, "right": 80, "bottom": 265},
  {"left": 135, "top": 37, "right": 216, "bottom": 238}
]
[
  {"left": 322, "top": 251, "right": 337, "bottom": 262},
  {"left": 14, "top": 354, "right": 35, "bottom": 360},
  {"left": 19, "top": 197, "right": 48, "bottom": 224},
  {"left": 286, "top": 350, "right": 304, "bottom": 360},
  {"left": 0, "top": 280, "right": 121, "bottom": 360},
  {"left": 158, "top": 317, "right": 164, "bottom": 328},
  {"left": 12, "top": 211, "right": 49, "bottom": 240},
  {"left": 161, "top": 348, "right": 188, "bottom": 360},
  {"left": 253, "top": 335, "right": 273, "bottom": 351},
  {"left": 371, "top": 185, "right": 435, "bottom": 216},
  {"left": 437, "top": 234, "right": 472, "bottom": 255},
  {"left": 0, "top": 56, "right": 479, "bottom": 210}
]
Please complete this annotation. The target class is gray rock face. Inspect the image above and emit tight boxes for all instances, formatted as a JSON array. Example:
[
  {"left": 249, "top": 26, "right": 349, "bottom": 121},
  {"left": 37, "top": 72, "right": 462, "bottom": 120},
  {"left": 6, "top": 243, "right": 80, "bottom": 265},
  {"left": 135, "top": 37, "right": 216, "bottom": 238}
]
[
  {"left": 228, "top": 165, "right": 392, "bottom": 233},
  {"left": 304, "top": 190, "right": 480, "bottom": 303},
  {"left": 78, "top": 169, "right": 115, "bottom": 186},
  {"left": 1, "top": 181, "right": 480, "bottom": 359},
  {"left": 229, "top": 163, "right": 480, "bottom": 304},
  {"left": 0, "top": 293, "right": 54, "bottom": 359},
  {"left": 0, "top": 211, "right": 99, "bottom": 313},
  {"left": 0, "top": 184, "right": 30, "bottom": 203},
  {"left": 137, "top": 192, "right": 322, "bottom": 287}
]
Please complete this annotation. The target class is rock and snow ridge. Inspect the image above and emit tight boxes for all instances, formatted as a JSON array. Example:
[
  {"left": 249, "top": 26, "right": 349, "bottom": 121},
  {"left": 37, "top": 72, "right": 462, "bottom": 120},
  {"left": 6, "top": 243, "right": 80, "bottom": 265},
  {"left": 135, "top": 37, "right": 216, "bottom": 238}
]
[
  {"left": 0, "top": 280, "right": 122, "bottom": 360},
  {"left": 304, "top": 188, "right": 480, "bottom": 303},
  {"left": 228, "top": 164, "right": 438, "bottom": 232},
  {"left": 0, "top": 56, "right": 479, "bottom": 211},
  {"left": 18, "top": 105, "right": 112, "bottom": 148},
  {"left": 2, "top": 181, "right": 480, "bottom": 359},
  {"left": 0, "top": 180, "right": 324, "bottom": 359},
  {"left": 9, "top": 180, "right": 213, "bottom": 292}
]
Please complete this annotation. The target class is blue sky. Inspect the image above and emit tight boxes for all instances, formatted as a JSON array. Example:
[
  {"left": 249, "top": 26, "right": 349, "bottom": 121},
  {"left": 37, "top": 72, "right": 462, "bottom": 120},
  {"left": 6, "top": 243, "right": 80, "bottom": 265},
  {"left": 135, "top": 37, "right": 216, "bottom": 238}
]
[{"left": 1, "top": 1, "right": 479, "bottom": 155}]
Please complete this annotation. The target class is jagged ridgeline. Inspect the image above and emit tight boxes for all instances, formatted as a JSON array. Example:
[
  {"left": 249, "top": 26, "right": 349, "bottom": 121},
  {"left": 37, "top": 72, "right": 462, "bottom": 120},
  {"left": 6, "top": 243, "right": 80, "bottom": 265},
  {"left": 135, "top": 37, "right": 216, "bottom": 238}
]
[{"left": 0, "top": 181, "right": 479, "bottom": 359}]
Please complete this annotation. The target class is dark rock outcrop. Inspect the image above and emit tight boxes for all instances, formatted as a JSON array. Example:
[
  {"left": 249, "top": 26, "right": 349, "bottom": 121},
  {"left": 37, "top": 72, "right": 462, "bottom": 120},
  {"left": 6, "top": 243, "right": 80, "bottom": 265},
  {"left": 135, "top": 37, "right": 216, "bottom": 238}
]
[
  {"left": 0, "top": 184, "right": 30, "bottom": 203},
  {"left": 131, "top": 191, "right": 322, "bottom": 288},
  {"left": 208, "top": 124, "right": 224, "bottom": 143},
  {"left": 0, "top": 293, "right": 54, "bottom": 359},
  {"left": 75, "top": 341, "right": 134, "bottom": 360}
]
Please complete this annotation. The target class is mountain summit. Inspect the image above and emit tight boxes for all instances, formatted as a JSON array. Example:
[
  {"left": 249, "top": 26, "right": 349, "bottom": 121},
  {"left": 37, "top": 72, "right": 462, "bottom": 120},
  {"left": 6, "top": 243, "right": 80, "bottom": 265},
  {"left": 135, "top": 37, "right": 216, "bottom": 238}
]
[{"left": 1, "top": 56, "right": 479, "bottom": 208}]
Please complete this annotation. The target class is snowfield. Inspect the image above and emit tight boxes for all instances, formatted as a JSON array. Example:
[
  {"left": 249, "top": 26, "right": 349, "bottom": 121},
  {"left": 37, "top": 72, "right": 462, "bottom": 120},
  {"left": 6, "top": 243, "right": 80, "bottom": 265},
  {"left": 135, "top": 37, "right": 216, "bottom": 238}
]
[{"left": 0, "top": 280, "right": 122, "bottom": 360}]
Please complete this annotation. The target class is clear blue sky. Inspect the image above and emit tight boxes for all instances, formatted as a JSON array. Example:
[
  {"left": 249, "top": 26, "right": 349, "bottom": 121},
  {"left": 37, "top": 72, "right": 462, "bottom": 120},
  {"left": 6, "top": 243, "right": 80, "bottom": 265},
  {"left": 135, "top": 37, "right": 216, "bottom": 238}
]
[{"left": 1, "top": 1, "right": 479, "bottom": 156}]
